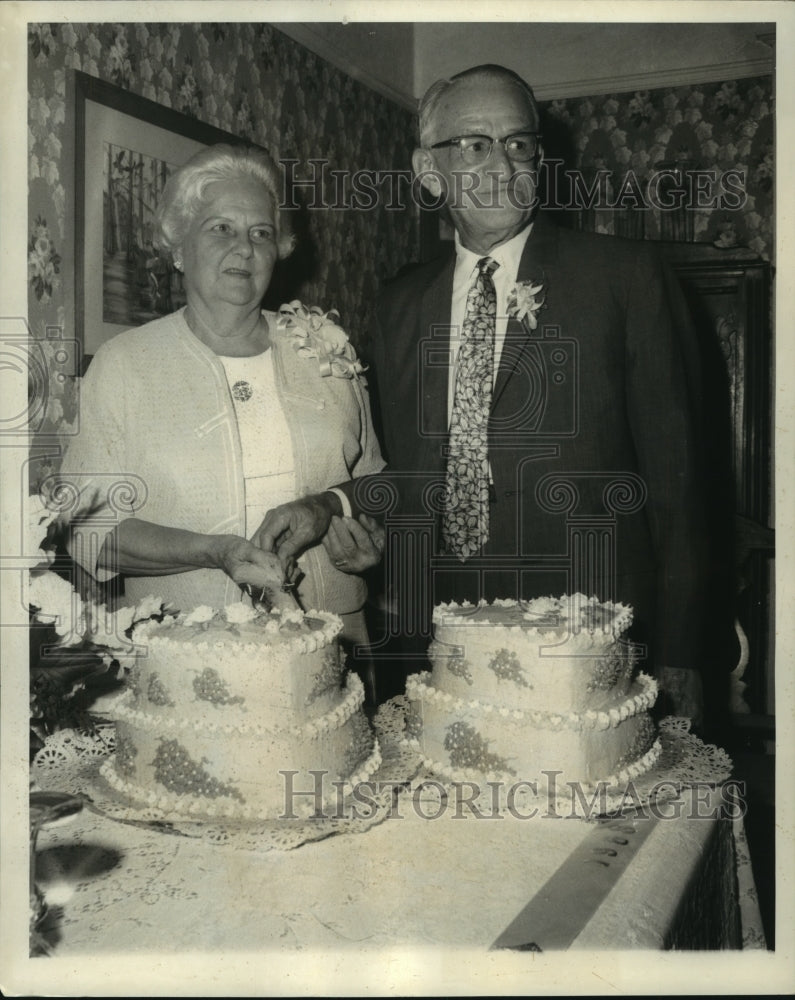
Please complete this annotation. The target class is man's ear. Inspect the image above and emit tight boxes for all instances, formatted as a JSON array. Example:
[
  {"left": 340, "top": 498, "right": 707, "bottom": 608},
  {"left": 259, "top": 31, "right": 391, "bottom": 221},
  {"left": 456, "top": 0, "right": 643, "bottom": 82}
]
[{"left": 412, "top": 147, "right": 443, "bottom": 198}]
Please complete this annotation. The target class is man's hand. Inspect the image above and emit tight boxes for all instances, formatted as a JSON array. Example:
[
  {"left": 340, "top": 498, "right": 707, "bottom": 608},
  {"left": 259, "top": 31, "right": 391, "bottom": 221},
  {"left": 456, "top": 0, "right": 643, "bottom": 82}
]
[
  {"left": 323, "top": 514, "right": 385, "bottom": 574},
  {"left": 252, "top": 492, "right": 343, "bottom": 574}
]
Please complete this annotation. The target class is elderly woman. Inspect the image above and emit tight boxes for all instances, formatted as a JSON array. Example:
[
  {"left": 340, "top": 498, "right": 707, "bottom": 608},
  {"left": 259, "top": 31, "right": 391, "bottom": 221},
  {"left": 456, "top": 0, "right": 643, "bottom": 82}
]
[{"left": 60, "top": 144, "right": 384, "bottom": 643}]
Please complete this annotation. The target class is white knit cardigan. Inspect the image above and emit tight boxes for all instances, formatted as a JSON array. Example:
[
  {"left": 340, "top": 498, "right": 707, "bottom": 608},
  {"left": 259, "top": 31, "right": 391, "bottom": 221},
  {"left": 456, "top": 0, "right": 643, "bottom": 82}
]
[{"left": 60, "top": 308, "right": 385, "bottom": 616}]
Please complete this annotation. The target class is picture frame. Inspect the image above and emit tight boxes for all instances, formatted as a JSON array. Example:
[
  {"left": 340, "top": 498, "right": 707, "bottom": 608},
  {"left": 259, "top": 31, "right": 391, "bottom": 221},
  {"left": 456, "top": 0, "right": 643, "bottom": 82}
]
[{"left": 74, "top": 71, "right": 252, "bottom": 360}]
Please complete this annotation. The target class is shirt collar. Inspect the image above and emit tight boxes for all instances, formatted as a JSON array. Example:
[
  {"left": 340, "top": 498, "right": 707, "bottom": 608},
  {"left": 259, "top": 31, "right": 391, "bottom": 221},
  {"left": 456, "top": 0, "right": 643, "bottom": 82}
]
[{"left": 453, "top": 222, "right": 534, "bottom": 281}]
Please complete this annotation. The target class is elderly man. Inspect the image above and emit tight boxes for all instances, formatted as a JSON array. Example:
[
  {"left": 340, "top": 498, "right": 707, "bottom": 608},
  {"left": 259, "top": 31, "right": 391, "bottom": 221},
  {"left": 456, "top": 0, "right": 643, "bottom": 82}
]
[{"left": 260, "top": 64, "right": 717, "bottom": 723}]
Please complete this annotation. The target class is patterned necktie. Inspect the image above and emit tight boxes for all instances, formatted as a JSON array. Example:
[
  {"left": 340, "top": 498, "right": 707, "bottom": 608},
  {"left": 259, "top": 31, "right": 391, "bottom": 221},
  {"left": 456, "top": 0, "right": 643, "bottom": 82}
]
[{"left": 442, "top": 256, "right": 499, "bottom": 560}]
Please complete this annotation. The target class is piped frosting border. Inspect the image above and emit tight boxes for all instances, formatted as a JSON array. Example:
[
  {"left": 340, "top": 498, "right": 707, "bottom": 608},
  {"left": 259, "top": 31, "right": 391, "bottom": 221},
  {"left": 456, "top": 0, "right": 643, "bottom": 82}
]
[
  {"left": 99, "top": 736, "right": 383, "bottom": 821},
  {"left": 109, "top": 671, "right": 367, "bottom": 738},
  {"left": 433, "top": 594, "right": 634, "bottom": 638},
  {"left": 401, "top": 735, "right": 662, "bottom": 792},
  {"left": 405, "top": 670, "right": 658, "bottom": 732},
  {"left": 133, "top": 606, "right": 343, "bottom": 655}
]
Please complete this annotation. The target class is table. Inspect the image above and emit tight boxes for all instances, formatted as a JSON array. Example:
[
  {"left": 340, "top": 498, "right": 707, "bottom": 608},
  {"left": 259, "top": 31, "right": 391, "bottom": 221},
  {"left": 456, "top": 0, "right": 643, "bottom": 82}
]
[
  {"left": 9, "top": 710, "right": 772, "bottom": 998},
  {"left": 30, "top": 775, "right": 763, "bottom": 956}
]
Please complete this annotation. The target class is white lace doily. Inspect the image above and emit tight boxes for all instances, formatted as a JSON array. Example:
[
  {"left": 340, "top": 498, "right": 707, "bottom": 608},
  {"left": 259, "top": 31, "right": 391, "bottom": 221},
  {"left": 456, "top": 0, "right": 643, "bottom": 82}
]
[{"left": 31, "top": 700, "right": 422, "bottom": 852}]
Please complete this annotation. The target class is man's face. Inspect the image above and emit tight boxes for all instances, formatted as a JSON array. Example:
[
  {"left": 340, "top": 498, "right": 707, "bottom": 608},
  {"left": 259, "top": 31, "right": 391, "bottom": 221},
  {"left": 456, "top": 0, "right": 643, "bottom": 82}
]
[{"left": 414, "top": 76, "right": 541, "bottom": 253}]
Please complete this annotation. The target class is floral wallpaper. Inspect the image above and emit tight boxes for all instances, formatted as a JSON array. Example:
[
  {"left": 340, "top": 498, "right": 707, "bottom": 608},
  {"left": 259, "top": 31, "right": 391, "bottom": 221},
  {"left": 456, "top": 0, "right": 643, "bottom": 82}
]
[
  {"left": 27, "top": 21, "right": 419, "bottom": 486},
  {"left": 539, "top": 77, "right": 774, "bottom": 256}
]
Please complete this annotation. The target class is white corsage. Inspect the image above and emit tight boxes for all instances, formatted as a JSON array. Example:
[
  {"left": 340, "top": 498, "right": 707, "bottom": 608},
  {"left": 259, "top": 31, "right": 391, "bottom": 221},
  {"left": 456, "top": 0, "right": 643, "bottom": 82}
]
[
  {"left": 277, "top": 301, "right": 366, "bottom": 379},
  {"left": 507, "top": 279, "right": 546, "bottom": 331}
]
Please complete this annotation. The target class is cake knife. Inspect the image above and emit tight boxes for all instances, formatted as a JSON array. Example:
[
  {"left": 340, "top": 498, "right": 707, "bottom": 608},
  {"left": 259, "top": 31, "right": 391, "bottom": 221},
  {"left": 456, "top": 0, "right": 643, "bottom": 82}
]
[{"left": 243, "top": 580, "right": 303, "bottom": 613}]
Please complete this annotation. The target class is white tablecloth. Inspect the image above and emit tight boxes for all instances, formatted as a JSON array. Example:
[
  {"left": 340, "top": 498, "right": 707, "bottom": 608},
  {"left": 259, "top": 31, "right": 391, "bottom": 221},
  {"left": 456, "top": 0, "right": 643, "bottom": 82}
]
[{"left": 29, "top": 780, "right": 763, "bottom": 955}]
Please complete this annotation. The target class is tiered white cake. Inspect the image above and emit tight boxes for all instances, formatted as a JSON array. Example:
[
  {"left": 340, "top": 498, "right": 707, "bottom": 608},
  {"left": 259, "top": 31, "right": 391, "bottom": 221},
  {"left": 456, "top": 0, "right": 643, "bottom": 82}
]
[
  {"left": 404, "top": 595, "right": 661, "bottom": 790},
  {"left": 101, "top": 604, "right": 381, "bottom": 820}
]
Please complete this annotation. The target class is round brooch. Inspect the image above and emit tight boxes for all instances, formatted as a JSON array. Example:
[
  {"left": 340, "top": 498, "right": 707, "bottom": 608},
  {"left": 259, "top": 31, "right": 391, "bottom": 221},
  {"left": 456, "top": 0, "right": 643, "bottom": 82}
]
[{"left": 231, "top": 380, "right": 253, "bottom": 402}]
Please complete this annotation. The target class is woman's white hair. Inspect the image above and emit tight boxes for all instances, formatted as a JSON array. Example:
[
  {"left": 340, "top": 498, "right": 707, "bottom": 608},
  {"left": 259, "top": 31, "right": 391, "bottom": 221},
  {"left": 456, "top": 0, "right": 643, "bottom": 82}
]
[
  {"left": 418, "top": 64, "right": 541, "bottom": 147},
  {"left": 154, "top": 144, "right": 295, "bottom": 261}
]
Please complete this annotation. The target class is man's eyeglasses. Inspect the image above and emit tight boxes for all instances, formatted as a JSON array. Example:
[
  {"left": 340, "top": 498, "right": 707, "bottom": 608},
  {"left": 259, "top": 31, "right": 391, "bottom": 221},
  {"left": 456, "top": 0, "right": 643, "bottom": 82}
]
[{"left": 429, "top": 131, "right": 542, "bottom": 166}]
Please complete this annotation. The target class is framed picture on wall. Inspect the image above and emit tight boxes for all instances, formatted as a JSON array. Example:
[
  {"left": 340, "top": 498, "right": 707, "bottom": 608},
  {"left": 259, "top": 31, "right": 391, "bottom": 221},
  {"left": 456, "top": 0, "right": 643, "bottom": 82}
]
[{"left": 74, "top": 71, "right": 255, "bottom": 359}]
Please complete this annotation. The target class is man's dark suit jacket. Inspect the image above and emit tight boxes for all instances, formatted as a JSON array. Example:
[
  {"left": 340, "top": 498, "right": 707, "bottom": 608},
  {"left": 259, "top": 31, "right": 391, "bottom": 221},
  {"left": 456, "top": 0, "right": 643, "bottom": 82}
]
[{"left": 352, "top": 214, "right": 712, "bottom": 679}]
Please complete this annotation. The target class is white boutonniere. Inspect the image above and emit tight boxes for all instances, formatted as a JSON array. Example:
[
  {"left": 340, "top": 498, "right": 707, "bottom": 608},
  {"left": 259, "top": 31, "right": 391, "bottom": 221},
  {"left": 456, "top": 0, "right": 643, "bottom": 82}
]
[
  {"left": 507, "top": 279, "right": 546, "bottom": 331},
  {"left": 277, "top": 301, "right": 366, "bottom": 380}
]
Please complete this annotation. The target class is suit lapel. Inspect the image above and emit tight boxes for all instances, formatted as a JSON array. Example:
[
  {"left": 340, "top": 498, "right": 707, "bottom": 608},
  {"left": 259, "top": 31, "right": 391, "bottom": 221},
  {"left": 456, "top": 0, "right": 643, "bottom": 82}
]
[
  {"left": 408, "top": 220, "right": 562, "bottom": 452},
  {"left": 416, "top": 254, "right": 455, "bottom": 468},
  {"left": 492, "top": 215, "right": 560, "bottom": 410}
]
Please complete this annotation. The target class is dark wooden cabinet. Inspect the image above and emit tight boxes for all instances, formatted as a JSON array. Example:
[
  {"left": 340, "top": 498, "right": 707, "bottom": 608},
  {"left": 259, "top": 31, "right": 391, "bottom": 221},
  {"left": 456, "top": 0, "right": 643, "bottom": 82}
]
[{"left": 661, "top": 243, "right": 774, "bottom": 720}]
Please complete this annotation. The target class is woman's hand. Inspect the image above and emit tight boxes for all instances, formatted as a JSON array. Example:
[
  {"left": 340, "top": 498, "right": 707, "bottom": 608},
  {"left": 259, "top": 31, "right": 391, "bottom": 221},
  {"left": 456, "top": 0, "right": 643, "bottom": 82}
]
[
  {"left": 322, "top": 514, "right": 385, "bottom": 574},
  {"left": 210, "top": 535, "right": 285, "bottom": 589},
  {"left": 102, "top": 519, "right": 287, "bottom": 585},
  {"left": 99, "top": 520, "right": 298, "bottom": 609},
  {"left": 210, "top": 535, "right": 298, "bottom": 610}
]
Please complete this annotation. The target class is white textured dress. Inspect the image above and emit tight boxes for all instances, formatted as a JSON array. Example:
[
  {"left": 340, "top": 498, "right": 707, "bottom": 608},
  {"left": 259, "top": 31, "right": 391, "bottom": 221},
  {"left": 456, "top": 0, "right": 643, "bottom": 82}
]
[{"left": 217, "top": 350, "right": 296, "bottom": 537}]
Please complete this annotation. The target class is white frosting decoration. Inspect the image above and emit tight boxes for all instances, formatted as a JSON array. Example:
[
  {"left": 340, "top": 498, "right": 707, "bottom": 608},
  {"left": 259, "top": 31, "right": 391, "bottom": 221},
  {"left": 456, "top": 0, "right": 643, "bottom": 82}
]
[
  {"left": 433, "top": 593, "right": 635, "bottom": 643},
  {"left": 405, "top": 671, "right": 657, "bottom": 731},
  {"left": 182, "top": 604, "right": 215, "bottom": 625},
  {"left": 106, "top": 604, "right": 375, "bottom": 822},
  {"left": 407, "top": 593, "right": 660, "bottom": 793},
  {"left": 109, "top": 672, "right": 366, "bottom": 738},
  {"left": 401, "top": 737, "right": 663, "bottom": 793},
  {"left": 223, "top": 601, "right": 258, "bottom": 625},
  {"left": 336, "top": 739, "right": 384, "bottom": 800},
  {"left": 98, "top": 737, "right": 384, "bottom": 822},
  {"left": 133, "top": 606, "right": 343, "bottom": 653}
]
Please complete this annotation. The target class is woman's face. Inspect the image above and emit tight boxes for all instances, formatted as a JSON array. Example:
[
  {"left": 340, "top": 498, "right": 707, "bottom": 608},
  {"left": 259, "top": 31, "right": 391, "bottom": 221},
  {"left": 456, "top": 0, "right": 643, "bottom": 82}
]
[{"left": 181, "top": 177, "right": 278, "bottom": 314}]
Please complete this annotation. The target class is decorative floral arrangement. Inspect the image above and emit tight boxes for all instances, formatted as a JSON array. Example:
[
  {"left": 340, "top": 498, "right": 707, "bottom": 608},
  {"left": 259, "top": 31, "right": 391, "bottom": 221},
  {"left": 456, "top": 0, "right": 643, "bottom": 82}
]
[
  {"left": 507, "top": 279, "right": 546, "bottom": 331},
  {"left": 26, "top": 492, "right": 169, "bottom": 759},
  {"left": 277, "top": 301, "right": 366, "bottom": 380}
]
